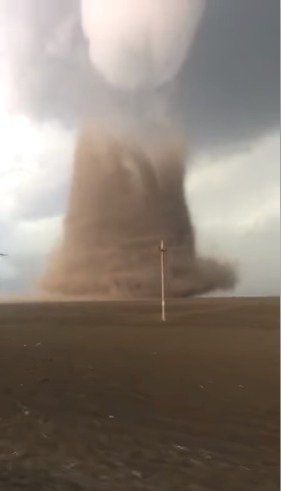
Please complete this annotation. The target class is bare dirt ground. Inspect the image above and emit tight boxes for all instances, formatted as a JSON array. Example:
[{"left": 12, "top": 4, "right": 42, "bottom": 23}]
[{"left": 0, "top": 297, "right": 279, "bottom": 490}]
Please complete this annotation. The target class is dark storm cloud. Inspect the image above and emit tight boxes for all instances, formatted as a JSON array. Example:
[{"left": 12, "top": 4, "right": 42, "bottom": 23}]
[
  {"left": 2, "top": 0, "right": 279, "bottom": 148},
  {"left": 181, "top": 0, "right": 280, "bottom": 147}
]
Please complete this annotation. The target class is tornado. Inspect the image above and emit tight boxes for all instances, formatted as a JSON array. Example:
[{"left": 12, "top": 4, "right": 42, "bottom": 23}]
[
  {"left": 43, "top": 0, "right": 236, "bottom": 298},
  {"left": 42, "top": 129, "right": 236, "bottom": 298}
]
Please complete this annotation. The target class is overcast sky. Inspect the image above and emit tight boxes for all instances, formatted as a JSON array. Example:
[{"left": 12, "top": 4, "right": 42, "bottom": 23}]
[{"left": 0, "top": 0, "right": 279, "bottom": 296}]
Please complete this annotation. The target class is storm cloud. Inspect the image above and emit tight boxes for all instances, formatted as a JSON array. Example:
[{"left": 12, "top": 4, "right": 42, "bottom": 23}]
[{"left": 0, "top": 0, "right": 279, "bottom": 147}]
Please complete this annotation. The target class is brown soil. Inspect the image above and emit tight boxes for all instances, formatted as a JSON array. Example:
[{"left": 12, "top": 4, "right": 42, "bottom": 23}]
[{"left": 0, "top": 297, "right": 279, "bottom": 490}]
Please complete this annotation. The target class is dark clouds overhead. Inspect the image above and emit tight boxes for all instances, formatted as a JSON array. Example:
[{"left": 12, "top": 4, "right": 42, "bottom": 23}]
[
  {"left": 182, "top": 0, "right": 280, "bottom": 147},
  {"left": 1, "top": 0, "right": 279, "bottom": 148}
]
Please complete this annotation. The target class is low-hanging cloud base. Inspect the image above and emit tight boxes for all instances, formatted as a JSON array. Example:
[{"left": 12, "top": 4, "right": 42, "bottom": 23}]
[{"left": 42, "top": 129, "right": 236, "bottom": 299}]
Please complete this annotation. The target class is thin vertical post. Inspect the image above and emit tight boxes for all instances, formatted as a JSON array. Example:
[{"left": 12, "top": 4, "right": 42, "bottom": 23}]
[{"left": 160, "top": 240, "right": 166, "bottom": 322}]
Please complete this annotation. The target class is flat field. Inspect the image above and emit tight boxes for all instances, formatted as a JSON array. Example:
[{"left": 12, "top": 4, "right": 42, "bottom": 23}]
[{"left": 0, "top": 297, "right": 279, "bottom": 490}]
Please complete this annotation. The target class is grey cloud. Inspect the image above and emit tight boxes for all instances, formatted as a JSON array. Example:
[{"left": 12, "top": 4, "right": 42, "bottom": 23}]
[
  {"left": 16, "top": 180, "right": 69, "bottom": 220},
  {"left": 0, "top": 221, "right": 15, "bottom": 252},
  {"left": 224, "top": 214, "right": 280, "bottom": 296},
  {"left": 180, "top": 0, "right": 280, "bottom": 148},
  {"left": 0, "top": 252, "right": 45, "bottom": 294}
]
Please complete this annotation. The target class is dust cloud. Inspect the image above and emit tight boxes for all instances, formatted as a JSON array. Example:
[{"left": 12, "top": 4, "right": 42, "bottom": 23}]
[{"left": 42, "top": 128, "right": 236, "bottom": 298}]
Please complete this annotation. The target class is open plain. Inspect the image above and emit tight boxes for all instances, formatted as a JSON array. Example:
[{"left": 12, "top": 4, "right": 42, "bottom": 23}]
[{"left": 0, "top": 297, "right": 279, "bottom": 490}]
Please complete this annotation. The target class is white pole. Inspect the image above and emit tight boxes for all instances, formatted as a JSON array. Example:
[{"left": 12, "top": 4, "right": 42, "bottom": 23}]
[{"left": 160, "top": 240, "right": 166, "bottom": 322}]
